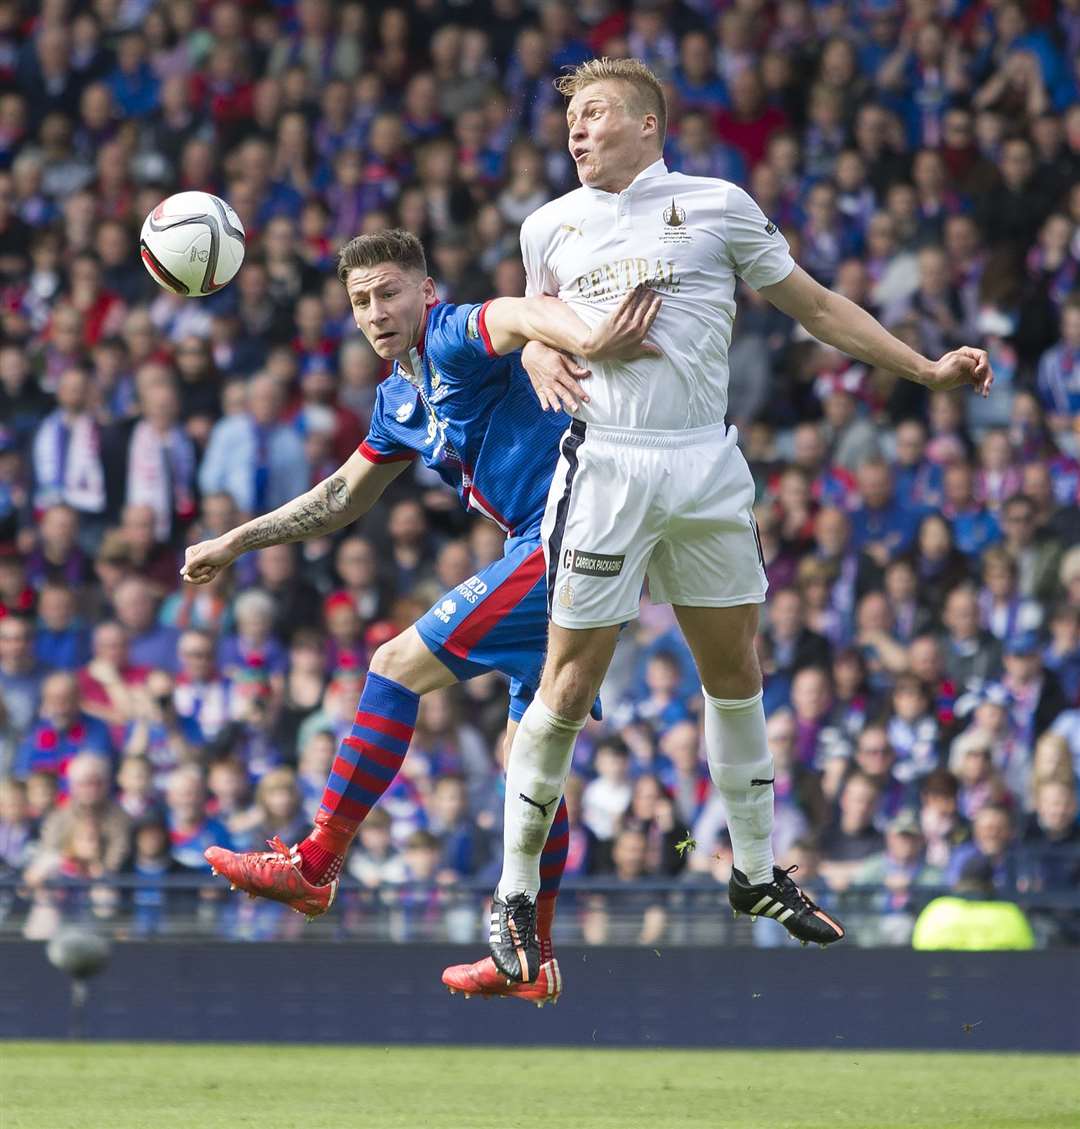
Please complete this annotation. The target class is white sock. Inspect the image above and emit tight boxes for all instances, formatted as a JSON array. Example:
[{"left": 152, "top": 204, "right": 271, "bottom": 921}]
[
  {"left": 497, "top": 695, "right": 586, "bottom": 900},
  {"left": 702, "top": 687, "right": 775, "bottom": 885}
]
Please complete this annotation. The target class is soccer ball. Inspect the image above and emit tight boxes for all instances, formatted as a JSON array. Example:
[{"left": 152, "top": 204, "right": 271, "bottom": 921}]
[{"left": 139, "top": 191, "right": 245, "bottom": 297}]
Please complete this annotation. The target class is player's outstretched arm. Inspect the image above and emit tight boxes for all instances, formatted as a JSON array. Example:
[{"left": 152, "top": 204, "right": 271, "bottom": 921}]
[
  {"left": 482, "top": 285, "right": 663, "bottom": 361},
  {"left": 180, "top": 450, "right": 408, "bottom": 585},
  {"left": 760, "top": 265, "right": 994, "bottom": 397}
]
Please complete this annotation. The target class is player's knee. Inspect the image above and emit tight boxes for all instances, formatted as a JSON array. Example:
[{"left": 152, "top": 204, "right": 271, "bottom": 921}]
[
  {"left": 541, "top": 663, "right": 595, "bottom": 720},
  {"left": 702, "top": 634, "right": 761, "bottom": 698},
  {"left": 368, "top": 635, "right": 414, "bottom": 684}
]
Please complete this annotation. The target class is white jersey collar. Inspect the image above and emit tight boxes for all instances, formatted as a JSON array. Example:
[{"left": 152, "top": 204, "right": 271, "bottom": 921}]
[{"left": 584, "top": 158, "right": 668, "bottom": 199}]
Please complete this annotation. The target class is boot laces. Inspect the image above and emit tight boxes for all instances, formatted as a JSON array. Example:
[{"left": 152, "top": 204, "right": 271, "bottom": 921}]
[{"left": 775, "top": 864, "right": 820, "bottom": 912}]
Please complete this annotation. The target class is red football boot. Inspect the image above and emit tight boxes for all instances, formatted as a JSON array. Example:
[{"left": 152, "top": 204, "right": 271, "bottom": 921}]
[
  {"left": 441, "top": 953, "right": 562, "bottom": 1008},
  {"left": 205, "top": 837, "right": 337, "bottom": 921}
]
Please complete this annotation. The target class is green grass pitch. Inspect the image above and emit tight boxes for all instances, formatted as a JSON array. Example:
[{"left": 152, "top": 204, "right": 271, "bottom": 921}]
[{"left": 2, "top": 1044, "right": 1077, "bottom": 1129}]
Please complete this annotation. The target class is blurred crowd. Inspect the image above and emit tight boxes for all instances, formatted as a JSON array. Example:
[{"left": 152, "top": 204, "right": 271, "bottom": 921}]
[{"left": 0, "top": 0, "right": 1079, "bottom": 947}]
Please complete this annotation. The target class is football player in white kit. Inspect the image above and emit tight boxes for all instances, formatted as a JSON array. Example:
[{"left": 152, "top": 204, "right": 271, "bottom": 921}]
[{"left": 485, "top": 58, "right": 994, "bottom": 984}]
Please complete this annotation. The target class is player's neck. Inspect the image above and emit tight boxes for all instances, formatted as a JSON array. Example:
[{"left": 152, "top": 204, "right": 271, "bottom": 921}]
[
  {"left": 585, "top": 152, "right": 663, "bottom": 194},
  {"left": 395, "top": 347, "right": 417, "bottom": 377}
]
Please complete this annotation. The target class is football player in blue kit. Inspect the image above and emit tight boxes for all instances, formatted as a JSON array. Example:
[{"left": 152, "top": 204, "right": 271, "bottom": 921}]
[{"left": 183, "top": 228, "right": 660, "bottom": 1005}]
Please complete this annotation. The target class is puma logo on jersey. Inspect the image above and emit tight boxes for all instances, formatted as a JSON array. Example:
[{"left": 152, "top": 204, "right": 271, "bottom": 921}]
[
  {"left": 560, "top": 223, "right": 584, "bottom": 236},
  {"left": 519, "top": 793, "right": 556, "bottom": 816}
]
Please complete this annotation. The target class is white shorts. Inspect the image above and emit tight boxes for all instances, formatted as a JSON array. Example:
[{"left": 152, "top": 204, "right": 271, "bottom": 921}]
[{"left": 542, "top": 420, "right": 768, "bottom": 630}]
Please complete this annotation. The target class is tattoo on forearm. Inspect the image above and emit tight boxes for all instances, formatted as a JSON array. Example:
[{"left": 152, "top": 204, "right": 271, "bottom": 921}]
[{"left": 233, "top": 476, "right": 352, "bottom": 551}]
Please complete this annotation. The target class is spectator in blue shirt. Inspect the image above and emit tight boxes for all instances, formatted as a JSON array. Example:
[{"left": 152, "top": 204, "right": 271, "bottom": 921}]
[
  {"left": 34, "top": 582, "right": 90, "bottom": 671},
  {"left": 107, "top": 32, "right": 160, "bottom": 119},
  {"left": 1043, "top": 605, "right": 1080, "bottom": 706},
  {"left": 199, "top": 373, "right": 309, "bottom": 517},
  {"left": 672, "top": 31, "right": 729, "bottom": 114},
  {"left": 848, "top": 458, "right": 922, "bottom": 566},
  {"left": 538, "top": 1, "right": 593, "bottom": 74},
  {"left": 14, "top": 671, "right": 112, "bottom": 789},
  {"left": 165, "top": 764, "right": 232, "bottom": 871},
  {"left": 0, "top": 614, "right": 46, "bottom": 738},
  {"left": 891, "top": 419, "right": 945, "bottom": 512},
  {"left": 942, "top": 461, "right": 1001, "bottom": 559},
  {"left": 113, "top": 576, "right": 181, "bottom": 674},
  {"left": 665, "top": 111, "right": 746, "bottom": 183},
  {"left": 1036, "top": 295, "right": 1080, "bottom": 433},
  {"left": 946, "top": 803, "right": 1018, "bottom": 893}
]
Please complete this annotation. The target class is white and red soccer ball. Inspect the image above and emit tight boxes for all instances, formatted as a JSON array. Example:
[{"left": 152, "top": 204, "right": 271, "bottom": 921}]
[{"left": 139, "top": 191, "right": 246, "bottom": 297}]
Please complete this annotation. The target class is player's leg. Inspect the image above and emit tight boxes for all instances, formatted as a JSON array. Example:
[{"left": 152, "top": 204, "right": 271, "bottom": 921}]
[
  {"left": 490, "top": 423, "right": 657, "bottom": 980},
  {"left": 671, "top": 601, "right": 774, "bottom": 885},
  {"left": 428, "top": 544, "right": 575, "bottom": 1002},
  {"left": 650, "top": 432, "right": 844, "bottom": 945},
  {"left": 673, "top": 601, "right": 843, "bottom": 944},
  {"left": 490, "top": 621, "right": 619, "bottom": 981},
  {"left": 497, "top": 700, "right": 572, "bottom": 968},
  {"left": 205, "top": 628, "right": 456, "bottom": 914},
  {"left": 294, "top": 628, "right": 456, "bottom": 881},
  {"left": 442, "top": 711, "right": 568, "bottom": 1007}
]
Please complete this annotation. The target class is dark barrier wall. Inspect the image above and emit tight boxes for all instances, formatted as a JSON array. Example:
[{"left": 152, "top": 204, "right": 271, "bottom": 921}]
[{"left": 4, "top": 943, "right": 1079, "bottom": 1051}]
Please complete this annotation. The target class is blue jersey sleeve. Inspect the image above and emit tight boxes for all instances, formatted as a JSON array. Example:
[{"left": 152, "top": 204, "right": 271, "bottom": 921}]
[
  {"left": 427, "top": 302, "right": 499, "bottom": 377},
  {"left": 358, "top": 383, "right": 417, "bottom": 465}
]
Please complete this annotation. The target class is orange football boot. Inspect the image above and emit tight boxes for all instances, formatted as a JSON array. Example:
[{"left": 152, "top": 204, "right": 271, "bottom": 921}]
[
  {"left": 205, "top": 837, "right": 337, "bottom": 921},
  {"left": 441, "top": 954, "right": 562, "bottom": 1008}
]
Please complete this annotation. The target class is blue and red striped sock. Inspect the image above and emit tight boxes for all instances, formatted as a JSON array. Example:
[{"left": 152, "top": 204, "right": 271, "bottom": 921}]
[
  {"left": 298, "top": 672, "right": 419, "bottom": 884},
  {"left": 536, "top": 796, "right": 568, "bottom": 958}
]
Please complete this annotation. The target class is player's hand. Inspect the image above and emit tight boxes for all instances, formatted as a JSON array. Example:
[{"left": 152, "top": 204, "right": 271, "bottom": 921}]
[
  {"left": 180, "top": 536, "right": 235, "bottom": 585},
  {"left": 522, "top": 340, "right": 592, "bottom": 413},
  {"left": 584, "top": 284, "right": 663, "bottom": 361},
  {"left": 923, "top": 347, "right": 993, "bottom": 397}
]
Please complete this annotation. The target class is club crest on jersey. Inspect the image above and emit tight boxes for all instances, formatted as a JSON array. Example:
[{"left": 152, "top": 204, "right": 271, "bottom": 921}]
[
  {"left": 660, "top": 198, "right": 691, "bottom": 246},
  {"left": 557, "top": 581, "right": 575, "bottom": 609},
  {"left": 764, "top": 220, "right": 778, "bottom": 236},
  {"left": 428, "top": 364, "right": 450, "bottom": 402},
  {"left": 663, "top": 199, "right": 685, "bottom": 227}
]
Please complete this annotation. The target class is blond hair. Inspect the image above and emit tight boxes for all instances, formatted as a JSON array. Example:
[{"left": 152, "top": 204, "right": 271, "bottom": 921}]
[{"left": 554, "top": 58, "right": 667, "bottom": 144}]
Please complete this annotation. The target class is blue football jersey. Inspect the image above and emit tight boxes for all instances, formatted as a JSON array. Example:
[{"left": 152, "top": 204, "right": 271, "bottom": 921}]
[{"left": 358, "top": 301, "right": 568, "bottom": 537}]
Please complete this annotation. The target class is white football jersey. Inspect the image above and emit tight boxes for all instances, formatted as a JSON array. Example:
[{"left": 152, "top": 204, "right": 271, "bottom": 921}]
[{"left": 520, "top": 159, "right": 795, "bottom": 431}]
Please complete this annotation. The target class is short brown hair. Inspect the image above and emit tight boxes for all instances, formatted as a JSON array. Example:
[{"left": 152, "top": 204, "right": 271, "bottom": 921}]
[
  {"left": 554, "top": 57, "right": 667, "bottom": 144},
  {"left": 337, "top": 228, "right": 427, "bottom": 285}
]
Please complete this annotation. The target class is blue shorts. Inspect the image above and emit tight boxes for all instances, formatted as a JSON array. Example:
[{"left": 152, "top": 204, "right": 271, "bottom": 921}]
[{"left": 416, "top": 534, "right": 548, "bottom": 722}]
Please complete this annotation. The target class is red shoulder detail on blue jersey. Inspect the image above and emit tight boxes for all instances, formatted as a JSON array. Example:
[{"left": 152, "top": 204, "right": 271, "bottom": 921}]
[
  {"left": 358, "top": 378, "right": 420, "bottom": 464},
  {"left": 358, "top": 439, "right": 416, "bottom": 464},
  {"left": 424, "top": 300, "right": 499, "bottom": 371}
]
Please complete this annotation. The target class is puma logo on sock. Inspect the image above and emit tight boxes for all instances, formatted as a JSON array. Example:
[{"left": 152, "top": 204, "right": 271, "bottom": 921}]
[
  {"left": 519, "top": 793, "right": 556, "bottom": 816},
  {"left": 750, "top": 778, "right": 775, "bottom": 786}
]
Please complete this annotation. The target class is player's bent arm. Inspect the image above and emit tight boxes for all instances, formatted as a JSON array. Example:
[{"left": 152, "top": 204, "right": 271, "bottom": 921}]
[
  {"left": 481, "top": 296, "right": 593, "bottom": 358},
  {"left": 760, "top": 265, "right": 992, "bottom": 395},
  {"left": 761, "top": 266, "right": 934, "bottom": 382},
  {"left": 181, "top": 451, "right": 408, "bottom": 583},
  {"left": 482, "top": 288, "right": 663, "bottom": 362}
]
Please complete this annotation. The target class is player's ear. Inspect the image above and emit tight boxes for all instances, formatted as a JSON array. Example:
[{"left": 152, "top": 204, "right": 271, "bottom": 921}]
[{"left": 421, "top": 275, "right": 437, "bottom": 304}]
